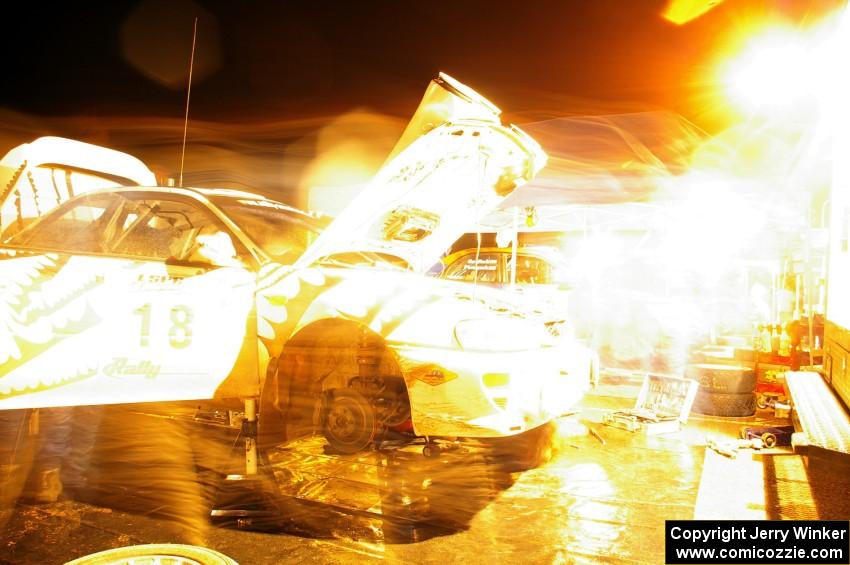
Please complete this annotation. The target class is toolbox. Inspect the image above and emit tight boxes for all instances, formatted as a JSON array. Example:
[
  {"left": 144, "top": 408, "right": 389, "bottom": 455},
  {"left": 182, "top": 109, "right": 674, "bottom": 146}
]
[{"left": 603, "top": 373, "right": 699, "bottom": 435}]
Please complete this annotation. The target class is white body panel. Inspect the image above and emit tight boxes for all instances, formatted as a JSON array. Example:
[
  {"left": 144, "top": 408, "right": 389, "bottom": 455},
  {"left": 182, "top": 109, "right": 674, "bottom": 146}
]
[{"left": 0, "top": 74, "right": 591, "bottom": 440}]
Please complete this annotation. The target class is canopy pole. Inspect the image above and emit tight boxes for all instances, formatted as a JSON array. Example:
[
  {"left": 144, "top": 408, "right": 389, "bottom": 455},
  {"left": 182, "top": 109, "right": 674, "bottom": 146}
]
[
  {"left": 244, "top": 397, "right": 258, "bottom": 475},
  {"left": 510, "top": 207, "right": 518, "bottom": 289}
]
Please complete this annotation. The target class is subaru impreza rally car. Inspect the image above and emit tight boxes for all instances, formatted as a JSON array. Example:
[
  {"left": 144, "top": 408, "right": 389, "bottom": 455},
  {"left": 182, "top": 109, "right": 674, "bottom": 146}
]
[{"left": 0, "top": 74, "right": 596, "bottom": 455}]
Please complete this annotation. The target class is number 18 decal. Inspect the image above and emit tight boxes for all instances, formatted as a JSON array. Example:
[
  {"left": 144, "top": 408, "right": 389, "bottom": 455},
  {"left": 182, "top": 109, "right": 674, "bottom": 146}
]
[{"left": 134, "top": 303, "right": 193, "bottom": 349}]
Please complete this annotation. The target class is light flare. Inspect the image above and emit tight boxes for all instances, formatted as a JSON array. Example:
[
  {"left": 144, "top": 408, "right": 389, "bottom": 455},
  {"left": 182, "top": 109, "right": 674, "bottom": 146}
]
[
  {"left": 302, "top": 110, "right": 405, "bottom": 215},
  {"left": 717, "top": 11, "right": 848, "bottom": 118},
  {"left": 571, "top": 231, "right": 623, "bottom": 278},
  {"left": 825, "top": 5, "right": 850, "bottom": 330},
  {"left": 722, "top": 32, "right": 817, "bottom": 111},
  {"left": 659, "top": 176, "right": 765, "bottom": 281}
]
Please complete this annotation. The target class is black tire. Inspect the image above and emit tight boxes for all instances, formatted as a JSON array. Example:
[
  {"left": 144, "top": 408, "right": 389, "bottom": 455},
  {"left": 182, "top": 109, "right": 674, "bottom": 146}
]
[
  {"left": 321, "top": 389, "right": 376, "bottom": 454},
  {"left": 685, "top": 364, "right": 756, "bottom": 394},
  {"left": 65, "top": 543, "right": 239, "bottom": 565},
  {"left": 692, "top": 390, "right": 756, "bottom": 417}
]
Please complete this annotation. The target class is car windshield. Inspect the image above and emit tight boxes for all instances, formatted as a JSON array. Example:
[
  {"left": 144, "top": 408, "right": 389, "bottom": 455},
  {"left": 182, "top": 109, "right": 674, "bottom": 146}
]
[{"left": 213, "top": 197, "right": 324, "bottom": 263}]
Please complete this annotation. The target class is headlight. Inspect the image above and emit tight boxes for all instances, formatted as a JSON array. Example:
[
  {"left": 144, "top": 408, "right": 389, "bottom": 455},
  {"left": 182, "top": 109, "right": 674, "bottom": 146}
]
[{"left": 454, "top": 318, "right": 550, "bottom": 352}]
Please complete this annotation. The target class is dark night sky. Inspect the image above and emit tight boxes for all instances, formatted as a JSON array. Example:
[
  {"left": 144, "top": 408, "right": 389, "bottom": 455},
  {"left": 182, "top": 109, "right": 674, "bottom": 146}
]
[{"left": 2, "top": 0, "right": 843, "bottom": 130}]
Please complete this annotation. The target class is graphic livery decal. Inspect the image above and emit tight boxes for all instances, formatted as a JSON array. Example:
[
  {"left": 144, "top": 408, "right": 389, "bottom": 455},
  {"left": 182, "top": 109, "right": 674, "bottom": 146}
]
[
  {"left": 0, "top": 254, "right": 105, "bottom": 398},
  {"left": 0, "top": 255, "right": 255, "bottom": 409}
]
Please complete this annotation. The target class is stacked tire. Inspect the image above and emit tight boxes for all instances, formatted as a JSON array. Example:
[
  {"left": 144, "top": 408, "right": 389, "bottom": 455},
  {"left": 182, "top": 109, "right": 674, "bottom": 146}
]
[{"left": 686, "top": 364, "right": 757, "bottom": 417}]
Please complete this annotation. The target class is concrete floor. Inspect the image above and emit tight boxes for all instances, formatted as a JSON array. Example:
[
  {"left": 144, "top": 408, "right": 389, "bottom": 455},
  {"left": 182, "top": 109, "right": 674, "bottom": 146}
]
[{"left": 2, "top": 389, "right": 849, "bottom": 565}]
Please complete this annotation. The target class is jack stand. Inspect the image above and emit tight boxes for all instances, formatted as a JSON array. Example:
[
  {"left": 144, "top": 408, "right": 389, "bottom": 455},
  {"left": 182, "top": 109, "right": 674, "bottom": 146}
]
[
  {"left": 244, "top": 397, "right": 257, "bottom": 475},
  {"left": 210, "top": 397, "right": 280, "bottom": 529}
]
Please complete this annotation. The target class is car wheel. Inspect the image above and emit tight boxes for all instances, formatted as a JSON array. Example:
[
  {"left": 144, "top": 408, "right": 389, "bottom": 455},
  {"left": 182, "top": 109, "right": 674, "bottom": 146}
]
[
  {"left": 691, "top": 390, "right": 757, "bottom": 417},
  {"left": 422, "top": 443, "right": 441, "bottom": 458},
  {"left": 64, "top": 543, "right": 238, "bottom": 565},
  {"left": 761, "top": 432, "right": 777, "bottom": 448},
  {"left": 321, "top": 388, "right": 377, "bottom": 454}
]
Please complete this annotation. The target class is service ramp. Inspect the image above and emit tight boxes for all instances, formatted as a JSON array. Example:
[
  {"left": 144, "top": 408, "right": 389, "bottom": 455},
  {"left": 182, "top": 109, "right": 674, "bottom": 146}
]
[{"left": 785, "top": 371, "right": 850, "bottom": 464}]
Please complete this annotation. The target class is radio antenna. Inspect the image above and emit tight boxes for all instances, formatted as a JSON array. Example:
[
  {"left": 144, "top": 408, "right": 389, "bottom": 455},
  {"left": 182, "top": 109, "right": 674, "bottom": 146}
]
[{"left": 178, "top": 17, "right": 198, "bottom": 188}]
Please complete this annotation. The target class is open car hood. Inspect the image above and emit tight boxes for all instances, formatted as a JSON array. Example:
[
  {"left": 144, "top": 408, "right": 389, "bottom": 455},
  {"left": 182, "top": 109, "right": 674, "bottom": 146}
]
[{"left": 297, "top": 73, "right": 547, "bottom": 272}]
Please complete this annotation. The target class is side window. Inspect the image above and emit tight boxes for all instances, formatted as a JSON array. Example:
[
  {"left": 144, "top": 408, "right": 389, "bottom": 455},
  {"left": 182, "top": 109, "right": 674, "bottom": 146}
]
[
  {"left": 7, "top": 192, "right": 246, "bottom": 266},
  {"left": 109, "top": 197, "right": 232, "bottom": 263},
  {"left": 8, "top": 193, "right": 122, "bottom": 253},
  {"left": 506, "top": 255, "right": 552, "bottom": 285},
  {"left": 444, "top": 252, "right": 500, "bottom": 283}
]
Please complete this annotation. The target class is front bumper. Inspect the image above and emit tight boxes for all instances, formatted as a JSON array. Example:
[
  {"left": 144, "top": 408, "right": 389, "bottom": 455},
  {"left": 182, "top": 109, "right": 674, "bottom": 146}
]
[{"left": 393, "top": 343, "right": 587, "bottom": 438}]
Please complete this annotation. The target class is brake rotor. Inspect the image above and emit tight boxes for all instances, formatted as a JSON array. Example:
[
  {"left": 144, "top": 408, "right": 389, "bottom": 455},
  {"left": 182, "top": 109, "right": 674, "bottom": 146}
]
[{"left": 322, "top": 388, "right": 377, "bottom": 454}]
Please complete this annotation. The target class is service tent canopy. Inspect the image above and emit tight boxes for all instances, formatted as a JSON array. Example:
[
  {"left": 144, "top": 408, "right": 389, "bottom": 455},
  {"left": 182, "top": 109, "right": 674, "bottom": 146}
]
[{"left": 481, "top": 111, "right": 706, "bottom": 232}]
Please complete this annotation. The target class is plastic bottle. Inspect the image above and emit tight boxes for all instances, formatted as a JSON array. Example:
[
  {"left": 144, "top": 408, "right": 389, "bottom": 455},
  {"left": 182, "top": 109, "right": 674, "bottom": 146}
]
[
  {"left": 779, "top": 323, "right": 791, "bottom": 357},
  {"left": 760, "top": 323, "right": 773, "bottom": 353},
  {"left": 770, "top": 324, "right": 781, "bottom": 354}
]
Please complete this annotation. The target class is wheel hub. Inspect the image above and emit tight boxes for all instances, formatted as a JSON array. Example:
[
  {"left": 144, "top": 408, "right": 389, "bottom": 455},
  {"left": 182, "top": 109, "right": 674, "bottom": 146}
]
[{"left": 321, "top": 388, "right": 377, "bottom": 453}]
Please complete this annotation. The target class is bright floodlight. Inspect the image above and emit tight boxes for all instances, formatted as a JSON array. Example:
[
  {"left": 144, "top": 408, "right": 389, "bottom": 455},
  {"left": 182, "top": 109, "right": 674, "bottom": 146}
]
[{"left": 721, "top": 31, "right": 819, "bottom": 112}]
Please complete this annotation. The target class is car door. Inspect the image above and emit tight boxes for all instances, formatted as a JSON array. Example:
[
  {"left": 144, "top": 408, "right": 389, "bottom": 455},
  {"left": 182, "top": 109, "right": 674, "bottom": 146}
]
[{"left": 0, "top": 191, "right": 257, "bottom": 410}]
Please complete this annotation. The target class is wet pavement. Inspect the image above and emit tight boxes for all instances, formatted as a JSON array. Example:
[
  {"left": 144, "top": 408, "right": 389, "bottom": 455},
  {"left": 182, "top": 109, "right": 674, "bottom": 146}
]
[{"left": 2, "top": 390, "right": 849, "bottom": 564}]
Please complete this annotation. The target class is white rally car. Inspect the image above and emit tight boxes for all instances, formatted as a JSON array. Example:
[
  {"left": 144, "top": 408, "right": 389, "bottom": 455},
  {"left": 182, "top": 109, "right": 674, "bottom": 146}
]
[{"left": 0, "top": 74, "right": 596, "bottom": 455}]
